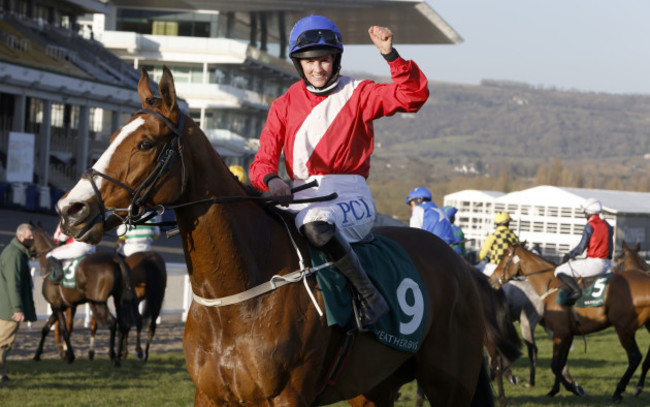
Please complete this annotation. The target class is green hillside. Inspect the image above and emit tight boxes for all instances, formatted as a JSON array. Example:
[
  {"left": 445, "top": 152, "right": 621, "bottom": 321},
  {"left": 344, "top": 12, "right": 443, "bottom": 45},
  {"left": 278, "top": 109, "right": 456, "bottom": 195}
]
[{"left": 367, "top": 80, "right": 650, "bottom": 223}]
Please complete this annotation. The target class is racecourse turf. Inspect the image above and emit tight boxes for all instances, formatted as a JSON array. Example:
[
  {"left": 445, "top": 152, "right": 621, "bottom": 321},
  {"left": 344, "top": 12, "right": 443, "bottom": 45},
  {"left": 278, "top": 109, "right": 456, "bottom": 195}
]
[{"left": 1, "top": 325, "right": 649, "bottom": 406}]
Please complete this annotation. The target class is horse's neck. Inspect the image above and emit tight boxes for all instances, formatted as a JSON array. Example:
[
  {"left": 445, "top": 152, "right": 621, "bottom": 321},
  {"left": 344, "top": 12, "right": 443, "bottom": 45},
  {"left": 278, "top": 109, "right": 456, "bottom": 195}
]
[
  {"left": 520, "top": 253, "right": 556, "bottom": 297},
  {"left": 176, "top": 154, "right": 299, "bottom": 299}
]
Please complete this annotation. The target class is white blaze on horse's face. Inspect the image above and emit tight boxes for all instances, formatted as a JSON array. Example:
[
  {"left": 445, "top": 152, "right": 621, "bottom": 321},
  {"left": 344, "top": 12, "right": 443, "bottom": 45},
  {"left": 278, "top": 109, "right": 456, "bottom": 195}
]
[{"left": 58, "top": 117, "right": 146, "bottom": 209}]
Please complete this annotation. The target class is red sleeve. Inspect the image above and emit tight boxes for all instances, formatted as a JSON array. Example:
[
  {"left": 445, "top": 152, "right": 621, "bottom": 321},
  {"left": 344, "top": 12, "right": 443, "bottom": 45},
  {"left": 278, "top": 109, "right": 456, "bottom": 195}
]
[
  {"left": 249, "top": 96, "right": 288, "bottom": 191},
  {"left": 361, "top": 56, "right": 429, "bottom": 121}
]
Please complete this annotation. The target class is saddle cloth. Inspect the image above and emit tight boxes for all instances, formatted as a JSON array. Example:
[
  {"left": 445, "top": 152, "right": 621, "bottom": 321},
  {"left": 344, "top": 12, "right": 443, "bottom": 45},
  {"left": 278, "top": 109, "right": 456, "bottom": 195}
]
[
  {"left": 309, "top": 234, "right": 427, "bottom": 353},
  {"left": 556, "top": 273, "right": 614, "bottom": 307},
  {"left": 61, "top": 256, "right": 85, "bottom": 288}
]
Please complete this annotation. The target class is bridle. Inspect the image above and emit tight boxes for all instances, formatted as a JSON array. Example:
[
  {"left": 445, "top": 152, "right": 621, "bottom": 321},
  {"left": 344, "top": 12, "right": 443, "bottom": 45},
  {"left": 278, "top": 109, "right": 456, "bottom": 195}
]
[
  {"left": 492, "top": 245, "right": 555, "bottom": 286},
  {"left": 83, "top": 108, "right": 187, "bottom": 230},
  {"left": 83, "top": 107, "right": 337, "bottom": 233}
]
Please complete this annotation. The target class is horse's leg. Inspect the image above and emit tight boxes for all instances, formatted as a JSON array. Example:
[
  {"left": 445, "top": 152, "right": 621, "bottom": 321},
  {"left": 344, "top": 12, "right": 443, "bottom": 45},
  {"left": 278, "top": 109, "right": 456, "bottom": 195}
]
[
  {"left": 519, "top": 311, "right": 538, "bottom": 387},
  {"left": 64, "top": 307, "right": 76, "bottom": 360},
  {"left": 548, "top": 335, "right": 580, "bottom": 397},
  {"left": 142, "top": 310, "right": 159, "bottom": 362},
  {"left": 633, "top": 322, "right": 650, "bottom": 397},
  {"left": 55, "top": 309, "right": 76, "bottom": 363},
  {"left": 88, "top": 314, "right": 97, "bottom": 360},
  {"left": 89, "top": 303, "right": 119, "bottom": 367},
  {"left": 612, "top": 326, "right": 643, "bottom": 403},
  {"left": 33, "top": 312, "right": 58, "bottom": 361},
  {"left": 54, "top": 318, "right": 63, "bottom": 359}
]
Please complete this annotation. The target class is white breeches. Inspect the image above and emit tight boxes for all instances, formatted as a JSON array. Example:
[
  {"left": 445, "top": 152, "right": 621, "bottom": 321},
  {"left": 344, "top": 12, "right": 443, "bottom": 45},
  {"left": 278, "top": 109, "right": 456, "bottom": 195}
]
[
  {"left": 46, "top": 242, "right": 96, "bottom": 261},
  {"left": 554, "top": 257, "right": 611, "bottom": 278},
  {"left": 284, "top": 174, "right": 376, "bottom": 243}
]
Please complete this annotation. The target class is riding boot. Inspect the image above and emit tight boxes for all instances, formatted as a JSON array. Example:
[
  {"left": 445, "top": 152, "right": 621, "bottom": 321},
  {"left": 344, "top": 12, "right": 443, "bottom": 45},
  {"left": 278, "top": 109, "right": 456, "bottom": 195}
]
[
  {"left": 557, "top": 273, "right": 582, "bottom": 306},
  {"left": 48, "top": 257, "right": 64, "bottom": 285},
  {"left": 302, "top": 221, "right": 389, "bottom": 330}
]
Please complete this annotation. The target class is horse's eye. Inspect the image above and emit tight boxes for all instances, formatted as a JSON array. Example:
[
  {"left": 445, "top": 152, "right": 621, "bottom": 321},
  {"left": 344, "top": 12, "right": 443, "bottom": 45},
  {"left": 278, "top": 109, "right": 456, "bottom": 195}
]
[{"left": 138, "top": 140, "right": 153, "bottom": 151}]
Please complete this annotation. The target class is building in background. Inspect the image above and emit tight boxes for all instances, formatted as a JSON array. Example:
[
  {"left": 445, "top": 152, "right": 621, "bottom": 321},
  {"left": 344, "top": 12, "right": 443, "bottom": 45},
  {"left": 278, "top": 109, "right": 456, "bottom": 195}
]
[
  {"left": 444, "top": 185, "right": 650, "bottom": 261},
  {"left": 1, "top": 0, "right": 461, "bottom": 212},
  {"left": 84, "top": 0, "right": 462, "bottom": 174}
]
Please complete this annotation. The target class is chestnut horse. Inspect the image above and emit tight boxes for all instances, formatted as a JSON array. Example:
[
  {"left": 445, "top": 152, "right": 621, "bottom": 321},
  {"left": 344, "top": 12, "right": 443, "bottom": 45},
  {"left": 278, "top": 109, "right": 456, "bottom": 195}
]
[
  {"left": 490, "top": 244, "right": 650, "bottom": 403},
  {"left": 30, "top": 224, "right": 139, "bottom": 366},
  {"left": 61, "top": 250, "right": 167, "bottom": 362},
  {"left": 614, "top": 241, "right": 649, "bottom": 273},
  {"left": 55, "top": 67, "right": 492, "bottom": 406}
]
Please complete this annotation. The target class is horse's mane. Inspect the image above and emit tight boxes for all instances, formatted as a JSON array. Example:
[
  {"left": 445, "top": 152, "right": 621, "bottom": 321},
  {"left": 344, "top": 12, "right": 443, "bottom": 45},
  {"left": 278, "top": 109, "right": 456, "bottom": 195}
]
[{"left": 516, "top": 243, "right": 557, "bottom": 267}]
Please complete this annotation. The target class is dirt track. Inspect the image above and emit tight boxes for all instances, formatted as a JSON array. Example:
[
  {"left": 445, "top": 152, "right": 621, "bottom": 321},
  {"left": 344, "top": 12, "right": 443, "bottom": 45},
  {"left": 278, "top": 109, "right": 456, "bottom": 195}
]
[{"left": 9, "top": 320, "right": 185, "bottom": 361}]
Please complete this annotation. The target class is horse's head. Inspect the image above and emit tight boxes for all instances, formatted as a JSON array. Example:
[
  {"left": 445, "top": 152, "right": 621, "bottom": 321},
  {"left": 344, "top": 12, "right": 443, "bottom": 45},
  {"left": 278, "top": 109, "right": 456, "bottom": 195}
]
[
  {"left": 56, "top": 66, "right": 188, "bottom": 244},
  {"left": 489, "top": 245, "right": 524, "bottom": 288},
  {"left": 615, "top": 240, "right": 648, "bottom": 272},
  {"left": 30, "top": 223, "right": 55, "bottom": 275}
]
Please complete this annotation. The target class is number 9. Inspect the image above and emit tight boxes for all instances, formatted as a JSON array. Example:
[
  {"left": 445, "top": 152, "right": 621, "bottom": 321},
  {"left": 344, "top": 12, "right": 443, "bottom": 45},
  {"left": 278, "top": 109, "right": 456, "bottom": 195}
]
[{"left": 397, "top": 278, "right": 424, "bottom": 335}]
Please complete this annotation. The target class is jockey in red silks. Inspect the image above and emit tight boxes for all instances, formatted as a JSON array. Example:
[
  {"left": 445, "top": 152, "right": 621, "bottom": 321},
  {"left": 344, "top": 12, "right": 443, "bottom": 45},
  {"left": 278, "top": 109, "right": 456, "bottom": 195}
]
[
  {"left": 554, "top": 198, "right": 613, "bottom": 305},
  {"left": 249, "top": 15, "right": 429, "bottom": 330}
]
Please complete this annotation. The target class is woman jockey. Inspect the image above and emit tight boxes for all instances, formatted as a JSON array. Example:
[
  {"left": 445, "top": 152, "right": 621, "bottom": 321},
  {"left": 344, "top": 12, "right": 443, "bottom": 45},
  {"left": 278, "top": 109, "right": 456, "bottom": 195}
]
[{"left": 249, "top": 15, "right": 429, "bottom": 330}]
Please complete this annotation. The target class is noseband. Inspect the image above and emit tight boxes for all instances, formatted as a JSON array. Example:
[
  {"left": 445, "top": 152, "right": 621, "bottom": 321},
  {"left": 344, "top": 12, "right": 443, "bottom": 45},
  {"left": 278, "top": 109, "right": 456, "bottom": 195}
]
[{"left": 84, "top": 108, "right": 187, "bottom": 228}]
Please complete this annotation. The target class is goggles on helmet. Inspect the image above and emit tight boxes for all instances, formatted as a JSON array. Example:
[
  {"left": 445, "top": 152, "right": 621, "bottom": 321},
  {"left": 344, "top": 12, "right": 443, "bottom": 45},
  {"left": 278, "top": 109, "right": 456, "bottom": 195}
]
[{"left": 291, "top": 29, "right": 342, "bottom": 50}]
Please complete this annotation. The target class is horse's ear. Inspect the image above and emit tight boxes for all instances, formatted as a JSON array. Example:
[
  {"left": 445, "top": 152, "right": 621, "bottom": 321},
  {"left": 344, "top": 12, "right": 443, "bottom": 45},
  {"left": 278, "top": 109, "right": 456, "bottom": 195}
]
[
  {"left": 634, "top": 242, "right": 641, "bottom": 252},
  {"left": 622, "top": 240, "right": 629, "bottom": 250},
  {"left": 158, "top": 66, "right": 178, "bottom": 117},
  {"left": 138, "top": 67, "right": 155, "bottom": 107}
]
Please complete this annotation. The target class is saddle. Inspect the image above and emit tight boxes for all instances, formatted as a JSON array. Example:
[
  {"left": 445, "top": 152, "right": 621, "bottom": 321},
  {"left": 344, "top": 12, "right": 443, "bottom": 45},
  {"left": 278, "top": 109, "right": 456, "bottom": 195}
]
[{"left": 556, "top": 273, "right": 614, "bottom": 307}]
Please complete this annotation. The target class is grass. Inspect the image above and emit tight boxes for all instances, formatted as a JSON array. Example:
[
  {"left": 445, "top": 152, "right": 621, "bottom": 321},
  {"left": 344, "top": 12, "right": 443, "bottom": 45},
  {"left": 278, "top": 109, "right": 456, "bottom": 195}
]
[{"left": 2, "top": 325, "right": 650, "bottom": 406}]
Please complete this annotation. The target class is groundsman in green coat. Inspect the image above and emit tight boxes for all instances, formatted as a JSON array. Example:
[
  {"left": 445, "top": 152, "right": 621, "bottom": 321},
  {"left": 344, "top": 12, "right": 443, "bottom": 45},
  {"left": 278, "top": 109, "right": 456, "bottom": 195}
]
[{"left": 0, "top": 223, "right": 36, "bottom": 382}]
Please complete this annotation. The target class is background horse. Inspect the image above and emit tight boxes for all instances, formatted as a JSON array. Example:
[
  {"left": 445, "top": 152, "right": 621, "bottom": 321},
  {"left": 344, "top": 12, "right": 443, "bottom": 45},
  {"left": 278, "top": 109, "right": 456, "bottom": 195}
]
[
  {"left": 64, "top": 249, "right": 167, "bottom": 361},
  {"left": 614, "top": 241, "right": 649, "bottom": 273},
  {"left": 55, "top": 66, "right": 492, "bottom": 406},
  {"left": 490, "top": 244, "right": 650, "bottom": 403},
  {"left": 31, "top": 224, "right": 139, "bottom": 366}
]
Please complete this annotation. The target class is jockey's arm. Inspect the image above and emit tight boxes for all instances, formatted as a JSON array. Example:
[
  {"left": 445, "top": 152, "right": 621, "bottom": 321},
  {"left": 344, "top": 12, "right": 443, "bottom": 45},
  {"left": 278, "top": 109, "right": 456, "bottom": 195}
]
[
  {"left": 478, "top": 234, "right": 496, "bottom": 262},
  {"left": 568, "top": 224, "right": 593, "bottom": 259}
]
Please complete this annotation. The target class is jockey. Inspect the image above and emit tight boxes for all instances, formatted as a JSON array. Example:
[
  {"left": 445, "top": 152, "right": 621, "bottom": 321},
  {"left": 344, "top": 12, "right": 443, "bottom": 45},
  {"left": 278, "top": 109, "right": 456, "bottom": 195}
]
[
  {"left": 116, "top": 212, "right": 161, "bottom": 257},
  {"left": 405, "top": 187, "right": 455, "bottom": 246},
  {"left": 229, "top": 165, "right": 248, "bottom": 185},
  {"left": 46, "top": 222, "right": 96, "bottom": 284},
  {"left": 478, "top": 212, "right": 520, "bottom": 276},
  {"left": 442, "top": 205, "right": 466, "bottom": 257},
  {"left": 554, "top": 198, "right": 613, "bottom": 305},
  {"left": 249, "top": 15, "right": 429, "bottom": 330}
]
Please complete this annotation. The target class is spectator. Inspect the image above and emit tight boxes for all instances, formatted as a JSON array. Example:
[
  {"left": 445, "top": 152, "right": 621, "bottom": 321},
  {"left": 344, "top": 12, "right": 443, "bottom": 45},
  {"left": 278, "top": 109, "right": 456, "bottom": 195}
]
[{"left": 0, "top": 223, "right": 36, "bottom": 382}]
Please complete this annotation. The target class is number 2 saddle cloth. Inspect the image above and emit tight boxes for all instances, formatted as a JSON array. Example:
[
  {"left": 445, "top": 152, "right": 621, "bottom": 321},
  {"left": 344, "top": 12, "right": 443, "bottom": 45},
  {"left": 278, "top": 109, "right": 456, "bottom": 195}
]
[{"left": 309, "top": 234, "right": 426, "bottom": 353}]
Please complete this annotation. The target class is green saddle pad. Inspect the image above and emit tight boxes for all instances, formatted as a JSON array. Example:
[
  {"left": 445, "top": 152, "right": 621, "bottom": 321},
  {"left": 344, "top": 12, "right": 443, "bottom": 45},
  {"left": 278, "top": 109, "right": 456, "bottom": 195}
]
[
  {"left": 556, "top": 273, "right": 614, "bottom": 307},
  {"left": 61, "top": 256, "right": 85, "bottom": 288},
  {"left": 309, "top": 234, "right": 427, "bottom": 353}
]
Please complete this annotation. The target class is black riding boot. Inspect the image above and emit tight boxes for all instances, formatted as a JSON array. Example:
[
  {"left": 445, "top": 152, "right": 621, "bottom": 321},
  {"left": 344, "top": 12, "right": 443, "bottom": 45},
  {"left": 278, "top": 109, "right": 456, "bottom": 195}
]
[
  {"left": 557, "top": 273, "right": 581, "bottom": 306},
  {"left": 48, "top": 257, "right": 64, "bottom": 285},
  {"left": 302, "top": 221, "right": 389, "bottom": 330}
]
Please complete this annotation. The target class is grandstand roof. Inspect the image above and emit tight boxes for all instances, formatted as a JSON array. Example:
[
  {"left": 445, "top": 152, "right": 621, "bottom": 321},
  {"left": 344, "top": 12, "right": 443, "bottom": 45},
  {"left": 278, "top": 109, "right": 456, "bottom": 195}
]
[
  {"left": 451, "top": 185, "right": 650, "bottom": 216},
  {"left": 104, "top": 0, "right": 462, "bottom": 45}
]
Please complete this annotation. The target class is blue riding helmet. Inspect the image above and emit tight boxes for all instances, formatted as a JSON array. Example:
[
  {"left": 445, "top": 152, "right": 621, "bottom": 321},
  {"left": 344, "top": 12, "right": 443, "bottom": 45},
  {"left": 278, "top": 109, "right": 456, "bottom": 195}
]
[
  {"left": 442, "top": 206, "right": 458, "bottom": 218},
  {"left": 289, "top": 15, "right": 343, "bottom": 58},
  {"left": 405, "top": 187, "right": 432, "bottom": 205}
]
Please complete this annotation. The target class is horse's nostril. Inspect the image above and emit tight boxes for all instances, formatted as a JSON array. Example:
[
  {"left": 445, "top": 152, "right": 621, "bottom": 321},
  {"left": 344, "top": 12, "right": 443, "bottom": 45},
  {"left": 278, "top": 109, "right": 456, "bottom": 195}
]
[{"left": 67, "top": 202, "right": 86, "bottom": 217}]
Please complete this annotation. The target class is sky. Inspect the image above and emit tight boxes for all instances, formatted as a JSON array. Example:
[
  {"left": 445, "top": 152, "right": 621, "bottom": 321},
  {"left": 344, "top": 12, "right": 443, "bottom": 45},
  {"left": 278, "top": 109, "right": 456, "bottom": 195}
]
[{"left": 344, "top": 0, "right": 650, "bottom": 95}]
